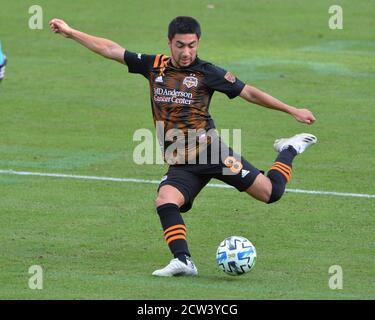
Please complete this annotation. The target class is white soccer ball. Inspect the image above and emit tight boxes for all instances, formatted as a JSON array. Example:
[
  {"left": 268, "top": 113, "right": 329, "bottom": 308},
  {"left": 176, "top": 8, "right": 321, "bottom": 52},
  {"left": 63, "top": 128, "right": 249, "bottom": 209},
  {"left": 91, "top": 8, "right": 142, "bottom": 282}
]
[{"left": 216, "top": 236, "right": 257, "bottom": 276}]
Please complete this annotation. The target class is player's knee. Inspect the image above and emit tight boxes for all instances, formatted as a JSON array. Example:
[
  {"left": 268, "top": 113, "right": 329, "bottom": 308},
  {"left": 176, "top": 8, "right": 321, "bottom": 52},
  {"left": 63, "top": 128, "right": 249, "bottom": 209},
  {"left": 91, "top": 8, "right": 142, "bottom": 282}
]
[
  {"left": 254, "top": 188, "right": 272, "bottom": 203},
  {"left": 155, "top": 195, "right": 181, "bottom": 208},
  {"left": 246, "top": 174, "right": 273, "bottom": 203},
  {"left": 155, "top": 195, "right": 168, "bottom": 208},
  {"left": 262, "top": 189, "right": 272, "bottom": 203},
  {"left": 267, "top": 183, "right": 285, "bottom": 204},
  {"left": 155, "top": 185, "right": 185, "bottom": 208}
]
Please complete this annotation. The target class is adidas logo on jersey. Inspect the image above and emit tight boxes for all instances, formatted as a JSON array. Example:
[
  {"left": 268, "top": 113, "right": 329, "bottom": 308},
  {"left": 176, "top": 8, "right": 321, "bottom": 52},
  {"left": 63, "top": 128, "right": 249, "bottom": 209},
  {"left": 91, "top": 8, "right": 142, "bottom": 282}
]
[
  {"left": 155, "top": 76, "right": 163, "bottom": 83},
  {"left": 241, "top": 169, "right": 250, "bottom": 178}
]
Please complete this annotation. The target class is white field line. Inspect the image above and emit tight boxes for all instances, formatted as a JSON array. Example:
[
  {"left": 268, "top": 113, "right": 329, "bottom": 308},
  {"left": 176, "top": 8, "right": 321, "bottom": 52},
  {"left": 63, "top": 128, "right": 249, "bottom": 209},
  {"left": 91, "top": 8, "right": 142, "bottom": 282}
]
[{"left": 1, "top": 169, "right": 375, "bottom": 199}]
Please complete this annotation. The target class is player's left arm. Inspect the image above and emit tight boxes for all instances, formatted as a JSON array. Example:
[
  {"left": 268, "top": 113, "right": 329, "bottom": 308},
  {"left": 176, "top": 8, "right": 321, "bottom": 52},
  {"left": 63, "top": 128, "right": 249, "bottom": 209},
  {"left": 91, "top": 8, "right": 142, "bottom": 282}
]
[{"left": 239, "top": 84, "right": 316, "bottom": 125}]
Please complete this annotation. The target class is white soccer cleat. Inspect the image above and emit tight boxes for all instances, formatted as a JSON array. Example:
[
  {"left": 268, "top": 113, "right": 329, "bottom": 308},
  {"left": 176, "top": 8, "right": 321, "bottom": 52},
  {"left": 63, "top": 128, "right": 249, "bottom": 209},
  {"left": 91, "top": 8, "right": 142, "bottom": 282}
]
[
  {"left": 274, "top": 133, "right": 317, "bottom": 154},
  {"left": 152, "top": 257, "right": 198, "bottom": 277}
]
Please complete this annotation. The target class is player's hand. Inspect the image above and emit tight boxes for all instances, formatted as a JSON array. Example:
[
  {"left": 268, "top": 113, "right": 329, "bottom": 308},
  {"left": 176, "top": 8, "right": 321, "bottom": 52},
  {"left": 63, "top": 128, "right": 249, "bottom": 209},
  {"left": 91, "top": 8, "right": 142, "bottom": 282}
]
[
  {"left": 292, "top": 108, "right": 316, "bottom": 125},
  {"left": 49, "top": 18, "right": 73, "bottom": 38}
]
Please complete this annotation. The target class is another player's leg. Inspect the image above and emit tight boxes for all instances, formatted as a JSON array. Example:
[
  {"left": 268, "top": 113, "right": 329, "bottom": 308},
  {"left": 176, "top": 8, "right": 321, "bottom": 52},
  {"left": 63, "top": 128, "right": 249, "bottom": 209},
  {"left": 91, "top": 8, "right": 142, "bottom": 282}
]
[
  {"left": 152, "top": 185, "right": 198, "bottom": 277},
  {"left": 246, "top": 133, "right": 317, "bottom": 203}
]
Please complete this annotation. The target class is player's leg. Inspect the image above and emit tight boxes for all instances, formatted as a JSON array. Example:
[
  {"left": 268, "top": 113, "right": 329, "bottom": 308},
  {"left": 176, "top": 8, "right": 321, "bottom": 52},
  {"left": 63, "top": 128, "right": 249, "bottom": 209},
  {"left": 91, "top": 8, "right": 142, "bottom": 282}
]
[
  {"left": 155, "top": 184, "right": 185, "bottom": 207},
  {"left": 245, "top": 173, "right": 272, "bottom": 203},
  {"left": 154, "top": 184, "right": 190, "bottom": 264},
  {"left": 246, "top": 133, "right": 317, "bottom": 203},
  {"left": 214, "top": 142, "right": 263, "bottom": 198},
  {"left": 152, "top": 167, "right": 210, "bottom": 277},
  {"left": 245, "top": 149, "right": 295, "bottom": 203}
]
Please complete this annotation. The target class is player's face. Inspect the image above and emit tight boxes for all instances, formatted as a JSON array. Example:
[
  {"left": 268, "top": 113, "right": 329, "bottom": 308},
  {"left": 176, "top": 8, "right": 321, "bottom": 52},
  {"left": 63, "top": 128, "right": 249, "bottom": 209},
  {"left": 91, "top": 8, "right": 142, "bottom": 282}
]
[{"left": 168, "top": 34, "right": 199, "bottom": 68}]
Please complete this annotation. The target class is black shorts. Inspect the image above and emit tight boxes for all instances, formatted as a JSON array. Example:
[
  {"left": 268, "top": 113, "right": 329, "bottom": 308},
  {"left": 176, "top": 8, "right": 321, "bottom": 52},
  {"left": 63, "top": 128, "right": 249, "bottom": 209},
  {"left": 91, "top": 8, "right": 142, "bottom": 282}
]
[{"left": 158, "top": 141, "right": 261, "bottom": 212}]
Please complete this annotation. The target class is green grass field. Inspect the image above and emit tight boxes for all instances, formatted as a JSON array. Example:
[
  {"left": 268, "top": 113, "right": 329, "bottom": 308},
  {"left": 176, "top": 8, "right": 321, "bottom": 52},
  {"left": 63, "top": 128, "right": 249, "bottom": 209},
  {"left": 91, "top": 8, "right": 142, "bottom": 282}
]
[{"left": 1, "top": 0, "right": 374, "bottom": 299}]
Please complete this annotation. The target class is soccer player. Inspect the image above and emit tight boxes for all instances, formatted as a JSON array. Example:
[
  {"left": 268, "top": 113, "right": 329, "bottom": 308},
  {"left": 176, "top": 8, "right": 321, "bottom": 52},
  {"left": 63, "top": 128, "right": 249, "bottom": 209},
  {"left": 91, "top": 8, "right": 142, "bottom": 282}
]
[
  {"left": 49, "top": 16, "right": 317, "bottom": 277},
  {"left": 0, "top": 41, "right": 6, "bottom": 82}
]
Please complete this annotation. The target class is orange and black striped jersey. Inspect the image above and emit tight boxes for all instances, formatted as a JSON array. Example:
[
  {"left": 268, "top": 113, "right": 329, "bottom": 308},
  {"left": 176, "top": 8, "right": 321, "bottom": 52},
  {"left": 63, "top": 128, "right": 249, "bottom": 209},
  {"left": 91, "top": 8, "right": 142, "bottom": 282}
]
[{"left": 124, "top": 50, "right": 245, "bottom": 163}]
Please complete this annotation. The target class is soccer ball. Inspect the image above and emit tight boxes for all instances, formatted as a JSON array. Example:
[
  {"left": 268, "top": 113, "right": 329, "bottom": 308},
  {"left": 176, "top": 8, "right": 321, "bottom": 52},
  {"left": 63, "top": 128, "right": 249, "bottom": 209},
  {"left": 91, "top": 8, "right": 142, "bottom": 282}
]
[{"left": 216, "top": 236, "right": 257, "bottom": 276}]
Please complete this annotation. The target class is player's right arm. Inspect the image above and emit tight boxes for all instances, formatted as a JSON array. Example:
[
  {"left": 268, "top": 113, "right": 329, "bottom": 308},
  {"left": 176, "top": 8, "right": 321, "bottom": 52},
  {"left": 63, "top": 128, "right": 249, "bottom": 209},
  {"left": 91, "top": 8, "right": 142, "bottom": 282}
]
[{"left": 49, "top": 18, "right": 126, "bottom": 64}]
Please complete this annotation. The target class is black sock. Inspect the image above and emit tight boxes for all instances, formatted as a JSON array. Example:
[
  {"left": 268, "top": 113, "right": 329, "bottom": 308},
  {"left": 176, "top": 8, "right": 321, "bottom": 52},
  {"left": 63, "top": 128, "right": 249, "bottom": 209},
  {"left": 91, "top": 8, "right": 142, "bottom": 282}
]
[
  {"left": 275, "top": 145, "right": 297, "bottom": 167},
  {"left": 156, "top": 203, "right": 190, "bottom": 264},
  {"left": 267, "top": 146, "right": 297, "bottom": 203}
]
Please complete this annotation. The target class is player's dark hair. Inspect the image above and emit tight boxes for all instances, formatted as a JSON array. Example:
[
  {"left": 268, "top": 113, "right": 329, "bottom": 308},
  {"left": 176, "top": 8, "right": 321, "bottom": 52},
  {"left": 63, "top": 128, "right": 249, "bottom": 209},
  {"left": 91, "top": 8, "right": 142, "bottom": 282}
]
[{"left": 168, "top": 16, "right": 201, "bottom": 40}]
